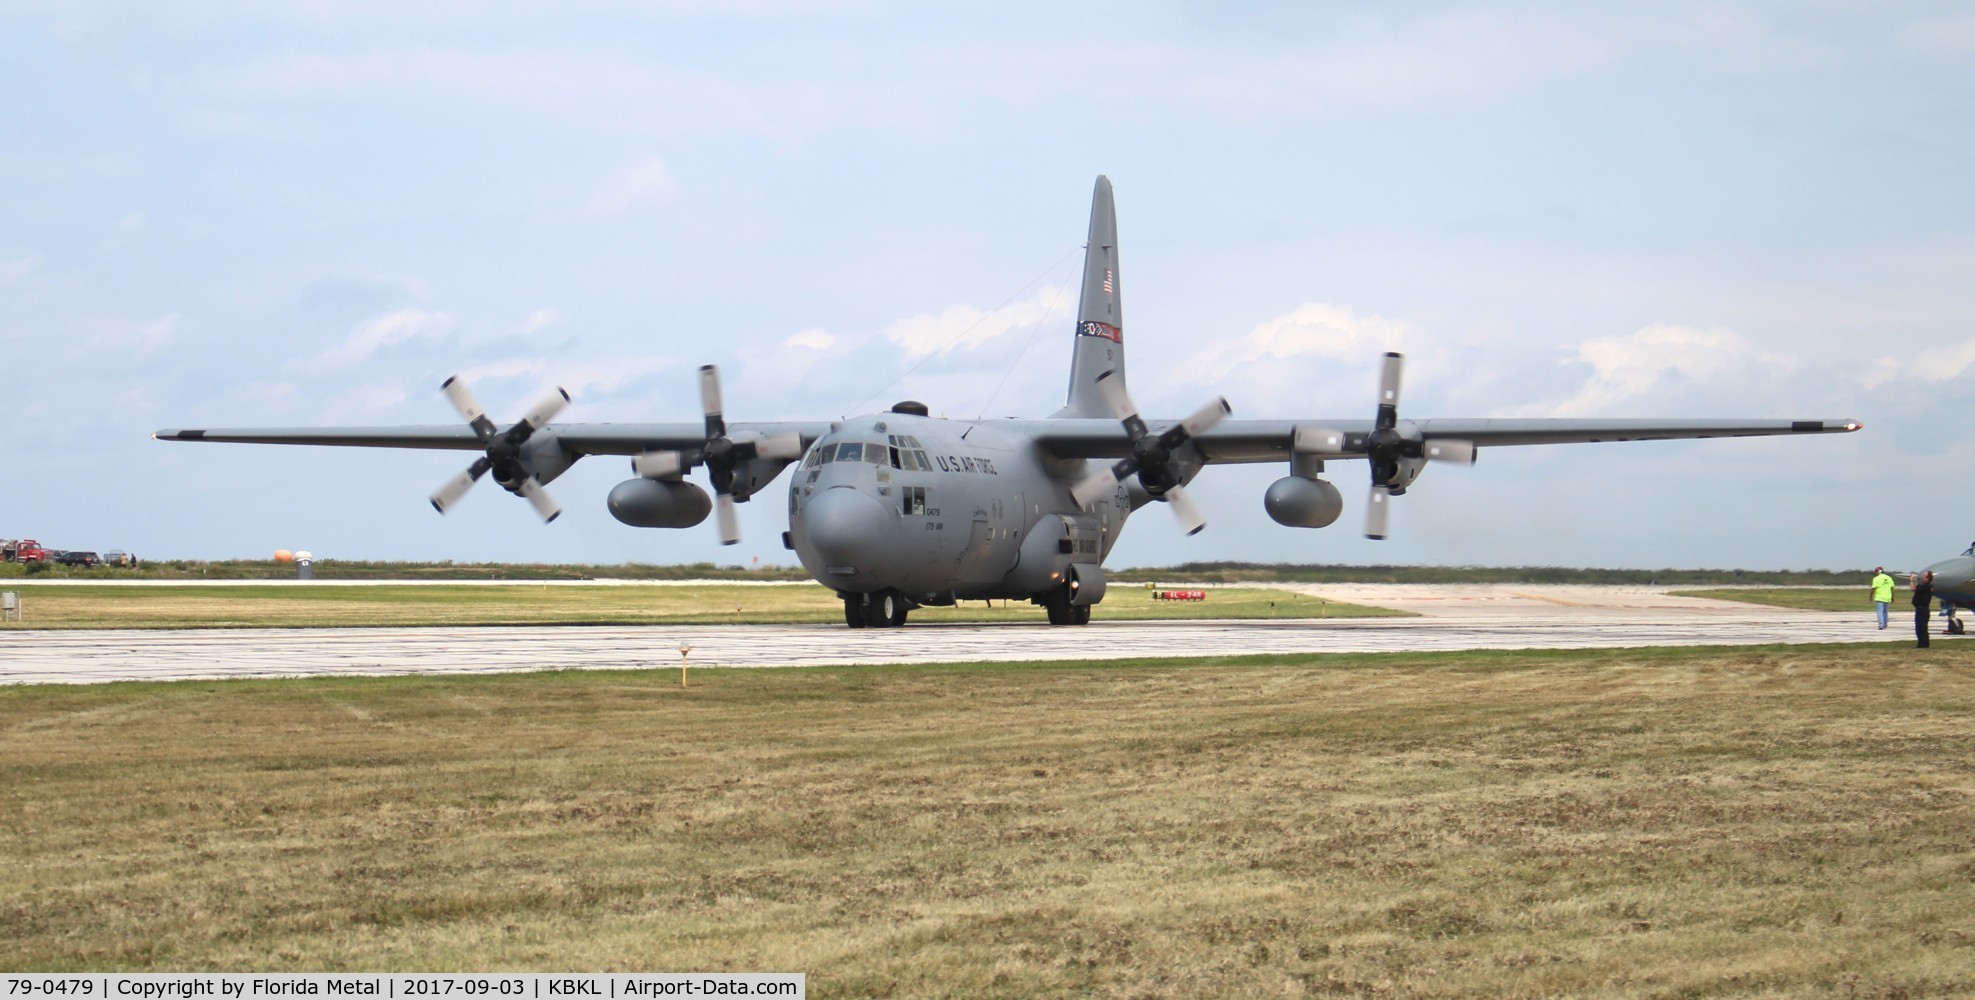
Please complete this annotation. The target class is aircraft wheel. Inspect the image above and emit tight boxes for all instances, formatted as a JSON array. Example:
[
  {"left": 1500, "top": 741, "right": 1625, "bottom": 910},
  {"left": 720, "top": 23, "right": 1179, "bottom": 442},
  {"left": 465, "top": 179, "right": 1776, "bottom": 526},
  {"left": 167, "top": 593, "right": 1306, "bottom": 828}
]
[
  {"left": 1073, "top": 604, "right": 1091, "bottom": 625},
  {"left": 1044, "top": 586, "right": 1075, "bottom": 625},
  {"left": 843, "top": 595, "right": 867, "bottom": 629},
  {"left": 865, "top": 589, "right": 907, "bottom": 628}
]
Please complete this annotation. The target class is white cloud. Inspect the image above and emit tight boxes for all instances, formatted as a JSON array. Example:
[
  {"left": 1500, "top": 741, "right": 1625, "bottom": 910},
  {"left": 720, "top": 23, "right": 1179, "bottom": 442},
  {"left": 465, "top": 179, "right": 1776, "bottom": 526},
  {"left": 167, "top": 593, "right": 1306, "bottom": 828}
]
[
  {"left": 304, "top": 308, "right": 455, "bottom": 370},
  {"left": 785, "top": 328, "right": 835, "bottom": 351},
  {"left": 1177, "top": 303, "right": 1414, "bottom": 385},
  {"left": 882, "top": 285, "right": 1073, "bottom": 359},
  {"left": 1902, "top": 337, "right": 1975, "bottom": 384},
  {"left": 514, "top": 308, "right": 560, "bottom": 335},
  {"left": 456, "top": 357, "right": 549, "bottom": 384},
  {"left": 585, "top": 156, "right": 678, "bottom": 214},
  {"left": 1520, "top": 323, "right": 1788, "bottom": 417},
  {"left": 549, "top": 357, "right": 679, "bottom": 398}
]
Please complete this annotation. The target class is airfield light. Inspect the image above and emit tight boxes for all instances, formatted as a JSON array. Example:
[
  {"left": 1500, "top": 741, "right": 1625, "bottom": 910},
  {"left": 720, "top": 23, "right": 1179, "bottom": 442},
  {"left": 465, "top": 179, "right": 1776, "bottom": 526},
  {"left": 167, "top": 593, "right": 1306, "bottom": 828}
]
[{"left": 679, "top": 643, "right": 693, "bottom": 688}]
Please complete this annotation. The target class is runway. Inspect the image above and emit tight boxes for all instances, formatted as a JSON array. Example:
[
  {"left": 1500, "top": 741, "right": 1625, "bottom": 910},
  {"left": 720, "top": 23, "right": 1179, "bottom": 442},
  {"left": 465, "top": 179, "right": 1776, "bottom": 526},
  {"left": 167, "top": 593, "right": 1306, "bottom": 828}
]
[{"left": 1, "top": 585, "right": 1901, "bottom": 685}]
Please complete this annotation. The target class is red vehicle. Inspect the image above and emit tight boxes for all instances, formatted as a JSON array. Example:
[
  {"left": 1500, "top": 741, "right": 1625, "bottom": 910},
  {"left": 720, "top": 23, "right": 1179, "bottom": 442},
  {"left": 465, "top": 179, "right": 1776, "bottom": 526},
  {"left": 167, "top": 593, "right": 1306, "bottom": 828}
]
[{"left": 3, "top": 538, "right": 49, "bottom": 562}]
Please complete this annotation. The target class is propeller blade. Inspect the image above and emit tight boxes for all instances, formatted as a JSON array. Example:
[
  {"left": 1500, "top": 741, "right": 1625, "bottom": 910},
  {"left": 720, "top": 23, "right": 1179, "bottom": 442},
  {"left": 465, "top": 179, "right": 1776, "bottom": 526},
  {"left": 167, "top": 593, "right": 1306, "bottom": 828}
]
[
  {"left": 1424, "top": 439, "right": 1477, "bottom": 465},
  {"left": 518, "top": 477, "right": 561, "bottom": 523},
  {"left": 715, "top": 493, "right": 740, "bottom": 545},
  {"left": 1071, "top": 463, "right": 1125, "bottom": 508},
  {"left": 440, "top": 375, "right": 498, "bottom": 442},
  {"left": 1293, "top": 426, "right": 1350, "bottom": 456},
  {"left": 1165, "top": 485, "right": 1208, "bottom": 536},
  {"left": 1092, "top": 368, "right": 1137, "bottom": 422},
  {"left": 519, "top": 386, "right": 571, "bottom": 433},
  {"left": 1378, "top": 352, "right": 1403, "bottom": 421},
  {"left": 753, "top": 432, "right": 805, "bottom": 462},
  {"left": 429, "top": 461, "right": 488, "bottom": 515},
  {"left": 1178, "top": 397, "right": 1232, "bottom": 437},
  {"left": 632, "top": 450, "right": 686, "bottom": 479},
  {"left": 698, "top": 364, "right": 725, "bottom": 439},
  {"left": 1364, "top": 484, "right": 1392, "bottom": 540}
]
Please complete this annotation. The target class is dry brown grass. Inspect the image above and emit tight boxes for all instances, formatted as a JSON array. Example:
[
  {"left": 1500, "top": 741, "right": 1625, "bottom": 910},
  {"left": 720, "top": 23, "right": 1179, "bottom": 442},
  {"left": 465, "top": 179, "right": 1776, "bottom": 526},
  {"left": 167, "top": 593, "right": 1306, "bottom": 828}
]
[{"left": 3, "top": 645, "right": 1972, "bottom": 996}]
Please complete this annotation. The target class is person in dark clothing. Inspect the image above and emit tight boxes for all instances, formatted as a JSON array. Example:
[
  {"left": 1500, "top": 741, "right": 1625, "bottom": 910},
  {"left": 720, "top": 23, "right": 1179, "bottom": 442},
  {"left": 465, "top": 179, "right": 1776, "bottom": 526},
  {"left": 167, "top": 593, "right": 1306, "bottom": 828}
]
[{"left": 1912, "top": 570, "right": 1935, "bottom": 648}]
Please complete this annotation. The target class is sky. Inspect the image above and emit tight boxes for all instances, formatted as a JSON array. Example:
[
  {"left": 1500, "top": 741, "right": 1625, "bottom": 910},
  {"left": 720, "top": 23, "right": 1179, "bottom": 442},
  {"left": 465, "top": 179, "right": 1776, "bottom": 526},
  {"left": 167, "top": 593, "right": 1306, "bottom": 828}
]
[{"left": 3, "top": 2, "right": 1972, "bottom": 573}]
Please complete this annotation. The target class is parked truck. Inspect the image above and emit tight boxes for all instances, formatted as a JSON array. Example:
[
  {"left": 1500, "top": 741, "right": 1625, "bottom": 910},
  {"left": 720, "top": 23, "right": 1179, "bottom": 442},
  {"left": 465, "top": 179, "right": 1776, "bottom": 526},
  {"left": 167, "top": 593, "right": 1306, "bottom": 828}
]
[{"left": 1, "top": 539, "right": 49, "bottom": 562}]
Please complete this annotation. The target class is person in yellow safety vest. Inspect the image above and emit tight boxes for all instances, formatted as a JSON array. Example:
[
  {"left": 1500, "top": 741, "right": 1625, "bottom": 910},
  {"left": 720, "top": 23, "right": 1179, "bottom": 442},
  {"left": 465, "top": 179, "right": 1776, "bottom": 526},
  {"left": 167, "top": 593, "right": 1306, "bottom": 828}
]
[{"left": 1872, "top": 566, "right": 1895, "bottom": 630}]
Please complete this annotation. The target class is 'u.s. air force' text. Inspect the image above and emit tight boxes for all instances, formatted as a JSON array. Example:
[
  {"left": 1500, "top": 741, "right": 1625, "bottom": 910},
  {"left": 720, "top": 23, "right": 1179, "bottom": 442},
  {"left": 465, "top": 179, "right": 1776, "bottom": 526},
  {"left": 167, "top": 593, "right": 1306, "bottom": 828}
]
[{"left": 932, "top": 455, "right": 997, "bottom": 475}]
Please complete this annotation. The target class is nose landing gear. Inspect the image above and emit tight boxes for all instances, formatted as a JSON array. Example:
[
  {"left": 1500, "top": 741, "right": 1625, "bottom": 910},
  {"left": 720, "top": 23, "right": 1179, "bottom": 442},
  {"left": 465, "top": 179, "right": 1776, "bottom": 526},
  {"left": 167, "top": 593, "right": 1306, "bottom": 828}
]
[{"left": 843, "top": 589, "right": 910, "bottom": 628}]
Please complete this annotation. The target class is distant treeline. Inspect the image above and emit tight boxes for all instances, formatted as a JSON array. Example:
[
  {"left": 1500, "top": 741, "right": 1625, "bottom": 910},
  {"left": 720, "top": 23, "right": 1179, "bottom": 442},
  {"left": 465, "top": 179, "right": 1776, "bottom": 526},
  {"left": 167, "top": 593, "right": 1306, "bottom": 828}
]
[{"left": 2, "top": 558, "right": 1867, "bottom": 586}]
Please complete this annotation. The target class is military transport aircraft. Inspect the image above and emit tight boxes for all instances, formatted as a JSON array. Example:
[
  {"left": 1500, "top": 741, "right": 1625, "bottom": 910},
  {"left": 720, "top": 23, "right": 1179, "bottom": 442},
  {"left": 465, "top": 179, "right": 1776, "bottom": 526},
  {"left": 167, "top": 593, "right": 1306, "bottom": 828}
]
[{"left": 157, "top": 176, "right": 1861, "bottom": 628}]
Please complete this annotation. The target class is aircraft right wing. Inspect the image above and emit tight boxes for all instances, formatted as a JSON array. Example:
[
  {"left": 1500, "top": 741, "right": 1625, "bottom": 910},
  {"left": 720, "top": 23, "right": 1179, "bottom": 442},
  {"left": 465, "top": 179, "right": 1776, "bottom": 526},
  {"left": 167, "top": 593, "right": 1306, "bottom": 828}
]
[
  {"left": 1192, "top": 416, "right": 1864, "bottom": 464},
  {"left": 1026, "top": 414, "right": 1860, "bottom": 539},
  {"left": 1023, "top": 417, "right": 1863, "bottom": 464}
]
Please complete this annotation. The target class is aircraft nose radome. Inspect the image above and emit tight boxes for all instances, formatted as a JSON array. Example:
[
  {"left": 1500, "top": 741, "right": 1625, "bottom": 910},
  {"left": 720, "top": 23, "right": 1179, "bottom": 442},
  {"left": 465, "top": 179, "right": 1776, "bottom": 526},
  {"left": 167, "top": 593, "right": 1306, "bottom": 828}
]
[
  {"left": 802, "top": 487, "right": 890, "bottom": 568},
  {"left": 1925, "top": 556, "right": 1975, "bottom": 592}
]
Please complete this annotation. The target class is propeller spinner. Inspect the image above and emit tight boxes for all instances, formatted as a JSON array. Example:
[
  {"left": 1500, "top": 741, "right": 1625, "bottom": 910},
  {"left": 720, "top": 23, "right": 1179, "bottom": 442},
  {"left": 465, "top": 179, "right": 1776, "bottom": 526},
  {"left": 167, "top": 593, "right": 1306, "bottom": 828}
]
[
  {"left": 429, "top": 376, "right": 571, "bottom": 522},
  {"left": 631, "top": 364, "right": 803, "bottom": 545},
  {"left": 1069, "top": 369, "right": 1230, "bottom": 536}
]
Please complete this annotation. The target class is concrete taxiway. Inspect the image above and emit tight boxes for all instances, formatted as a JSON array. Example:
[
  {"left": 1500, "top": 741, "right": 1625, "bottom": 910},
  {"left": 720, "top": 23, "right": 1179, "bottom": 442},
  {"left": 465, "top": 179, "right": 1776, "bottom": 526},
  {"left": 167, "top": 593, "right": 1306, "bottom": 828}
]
[{"left": 1, "top": 584, "right": 1900, "bottom": 686}]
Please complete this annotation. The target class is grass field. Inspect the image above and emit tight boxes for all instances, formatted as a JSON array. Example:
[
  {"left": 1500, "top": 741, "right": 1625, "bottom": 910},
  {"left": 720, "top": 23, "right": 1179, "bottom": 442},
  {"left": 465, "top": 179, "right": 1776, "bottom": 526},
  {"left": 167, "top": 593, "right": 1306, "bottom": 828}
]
[
  {"left": 0, "top": 559, "right": 1876, "bottom": 586},
  {"left": 0, "top": 583, "right": 1395, "bottom": 629},
  {"left": 3, "top": 645, "right": 1972, "bottom": 995}
]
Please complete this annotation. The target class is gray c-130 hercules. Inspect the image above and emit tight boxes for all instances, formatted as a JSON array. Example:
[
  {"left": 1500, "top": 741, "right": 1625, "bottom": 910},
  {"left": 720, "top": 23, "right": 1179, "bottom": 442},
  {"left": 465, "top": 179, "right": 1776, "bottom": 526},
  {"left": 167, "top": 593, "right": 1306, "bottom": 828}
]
[{"left": 157, "top": 176, "right": 1862, "bottom": 628}]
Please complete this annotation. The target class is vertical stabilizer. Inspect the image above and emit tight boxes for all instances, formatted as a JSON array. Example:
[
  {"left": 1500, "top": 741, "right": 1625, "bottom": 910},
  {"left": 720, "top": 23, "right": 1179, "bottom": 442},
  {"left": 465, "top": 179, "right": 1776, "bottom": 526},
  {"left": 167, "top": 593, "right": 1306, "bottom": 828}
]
[{"left": 1055, "top": 175, "right": 1126, "bottom": 419}]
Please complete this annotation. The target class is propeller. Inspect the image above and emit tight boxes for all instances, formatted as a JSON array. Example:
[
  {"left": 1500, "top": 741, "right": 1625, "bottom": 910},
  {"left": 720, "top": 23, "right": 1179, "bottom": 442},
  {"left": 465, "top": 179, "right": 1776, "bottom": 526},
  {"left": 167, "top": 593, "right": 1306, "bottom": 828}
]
[
  {"left": 630, "top": 364, "right": 804, "bottom": 545},
  {"left": 429, "top": 376, "right": 571, "bottom": 522},
  {"left": 1070, "top": 369, "right": 1231, "bottom": 536},
  {"left": 1299, "top": 352, "right": 1475, "bottom": 540}
]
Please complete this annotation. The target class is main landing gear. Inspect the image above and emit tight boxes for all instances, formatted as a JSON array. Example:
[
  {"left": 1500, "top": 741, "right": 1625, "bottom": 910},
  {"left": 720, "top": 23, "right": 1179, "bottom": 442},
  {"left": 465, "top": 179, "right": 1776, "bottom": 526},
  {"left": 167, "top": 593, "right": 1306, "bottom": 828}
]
[
  {"left": 843, "top": 589, "right": 909, "bottom": 629},
  {"left": 1041, "top": 583, "right": 1091, "bottom": 626}
]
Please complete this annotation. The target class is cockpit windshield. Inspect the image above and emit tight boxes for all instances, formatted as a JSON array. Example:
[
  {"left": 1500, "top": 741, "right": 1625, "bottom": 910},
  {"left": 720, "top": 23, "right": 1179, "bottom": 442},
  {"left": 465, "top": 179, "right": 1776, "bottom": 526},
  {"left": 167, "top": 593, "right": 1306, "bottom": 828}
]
[{"left": 803, "top": 435, "right": 929, "bottom": 471}]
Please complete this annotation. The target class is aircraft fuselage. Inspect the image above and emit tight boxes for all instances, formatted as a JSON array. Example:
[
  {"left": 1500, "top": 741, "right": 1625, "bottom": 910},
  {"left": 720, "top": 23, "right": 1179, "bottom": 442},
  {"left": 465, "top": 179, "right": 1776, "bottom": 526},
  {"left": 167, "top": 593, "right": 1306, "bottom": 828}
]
[{"left": 787, "top": 409, "right": 1132, "bottom": 611}]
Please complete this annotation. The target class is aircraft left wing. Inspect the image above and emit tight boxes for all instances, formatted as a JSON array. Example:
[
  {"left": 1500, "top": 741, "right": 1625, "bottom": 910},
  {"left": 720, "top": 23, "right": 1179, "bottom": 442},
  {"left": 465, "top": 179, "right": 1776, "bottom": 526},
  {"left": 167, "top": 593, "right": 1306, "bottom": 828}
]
[
  {"left": 154, "top": 420, "right": 835, "bottom": 530},
  {"left": 152, "top": 422, "right": 833, "bottom": 455}
]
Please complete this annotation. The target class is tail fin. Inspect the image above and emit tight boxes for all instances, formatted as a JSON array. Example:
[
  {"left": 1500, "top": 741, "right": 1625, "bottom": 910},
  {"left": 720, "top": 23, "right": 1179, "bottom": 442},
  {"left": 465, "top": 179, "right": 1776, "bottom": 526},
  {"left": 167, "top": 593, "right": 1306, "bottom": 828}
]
[{"left": 1055, "top": 175, "right": 1125, "bottom": 419}]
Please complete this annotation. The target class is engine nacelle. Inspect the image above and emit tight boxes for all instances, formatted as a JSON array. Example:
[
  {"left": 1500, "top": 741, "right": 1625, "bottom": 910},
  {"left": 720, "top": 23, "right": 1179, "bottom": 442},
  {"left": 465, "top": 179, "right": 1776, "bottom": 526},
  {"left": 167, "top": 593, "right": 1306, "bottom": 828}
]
[
  {"left": 492, "top": 433, "right": 577, "bottom": 492},
  {"left": 729, "top": 457, "right": 796, "bottom": 502},
  {"left": 1264, "top": 476, "right": 1344, "bottom": 528},
  {"left": 607, "top": 478, "right": 712, "bottom": 529}
]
